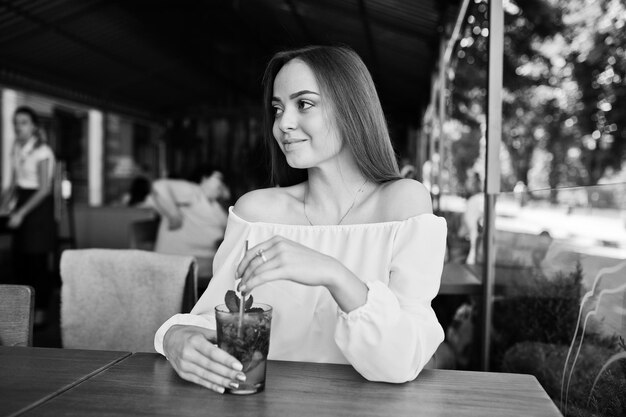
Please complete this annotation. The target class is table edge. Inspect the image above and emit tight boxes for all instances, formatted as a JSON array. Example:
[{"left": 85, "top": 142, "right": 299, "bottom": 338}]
[{"left": 6, "top": 351, "right": 132, "bottom": 417}]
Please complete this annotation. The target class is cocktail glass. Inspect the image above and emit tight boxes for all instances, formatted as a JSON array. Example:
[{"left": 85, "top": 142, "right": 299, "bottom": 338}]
[{"left": 215, "top": 303, "right": 272, "bottom": 395}]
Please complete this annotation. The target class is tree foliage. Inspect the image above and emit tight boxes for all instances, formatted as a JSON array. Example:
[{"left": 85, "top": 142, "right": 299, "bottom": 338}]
[{"left": 448, "top": 0, "right": 626, "bottom": 193}]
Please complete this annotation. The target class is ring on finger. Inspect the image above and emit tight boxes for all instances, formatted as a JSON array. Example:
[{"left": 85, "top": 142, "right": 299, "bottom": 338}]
[{"left": 256, "top": 249, "right": 268, "bottom": 264}]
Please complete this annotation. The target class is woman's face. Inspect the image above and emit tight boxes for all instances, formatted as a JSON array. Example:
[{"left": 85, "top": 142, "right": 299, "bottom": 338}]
[
  {"left": 271, "top": 59, "right": 345, "bottom": 170},
  {"left": 14, "top": 113, "right": 37, "bottom": 141}
]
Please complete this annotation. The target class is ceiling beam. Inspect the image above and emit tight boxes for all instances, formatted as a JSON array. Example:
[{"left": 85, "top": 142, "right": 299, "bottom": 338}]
[
  {"left": 0, "top": 0, "right": 108, "bottom": 46},
  {"left": 295, "top": 0, "right": 436, "bottom": 44},
  {"left": 0, "top": 0, "right": 196, "bottom": 96},
  {"left": 0, "top": 65, "right": 156, "bottom": 120},
  {"left": 111, "top": 1, "right": 255, "bottom": 101},
  {"left": 285, "top": 0, "right": 316, "bottom": 44}
]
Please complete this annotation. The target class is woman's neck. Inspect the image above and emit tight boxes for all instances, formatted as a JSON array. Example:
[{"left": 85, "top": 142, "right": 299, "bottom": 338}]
[
  {"left": 16, "top": 136, "right": 35, "bottom": 146},
  {"left": 304, "top": 164, "right": 371, "bottom": 224}
]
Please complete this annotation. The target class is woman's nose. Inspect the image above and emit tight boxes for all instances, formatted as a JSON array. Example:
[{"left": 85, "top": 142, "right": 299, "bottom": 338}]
[{"left": 278, "top": 106, "right": 297, "bottom": 132}]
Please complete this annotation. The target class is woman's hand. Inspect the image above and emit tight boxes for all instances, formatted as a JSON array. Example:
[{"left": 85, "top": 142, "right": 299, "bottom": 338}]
[
  {"left": 163, "top": 325, "right": 246, "bottom": 394},
  {"left": 236, "top": 236, "right": 342, "bottom": 294},
  {"left": 166, "top": 214, "right": 183, "bottom": 230},
  {"left": 7, "top": 211, "right": 24, "bottom": 229},
  {"left": 237, "top": 236, "right": 369, "bottom": 313}
]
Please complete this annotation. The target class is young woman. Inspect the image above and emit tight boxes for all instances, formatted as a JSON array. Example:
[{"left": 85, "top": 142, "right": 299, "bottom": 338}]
[
  {"left": 0, "top": 106, "right": 56, "bottom": 324},
  {"left": 154, "top": 46, "right": 447, "bottom": 393}
]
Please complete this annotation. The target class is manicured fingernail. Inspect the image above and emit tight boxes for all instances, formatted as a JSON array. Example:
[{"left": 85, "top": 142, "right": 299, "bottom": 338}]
[
  {"left": 229, "top": 382, "right": 239, "bottom": 389},
  {"left": 232, "top": 362, "right": 243, "bottom": 371},
  {"left": 215, "top": 386, "right": 225, "bottom": 394},
  {"left": 236, "top": 373, "right": 247, "bottom": 382}
]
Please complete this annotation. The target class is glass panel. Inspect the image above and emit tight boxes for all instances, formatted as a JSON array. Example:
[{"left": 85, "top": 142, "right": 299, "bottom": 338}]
[
  {"left": 491, "top": 183, "right": 626, "bottom": 417},
  {"left": 434, "top": 0, "right": 488, "bottom": 211}
]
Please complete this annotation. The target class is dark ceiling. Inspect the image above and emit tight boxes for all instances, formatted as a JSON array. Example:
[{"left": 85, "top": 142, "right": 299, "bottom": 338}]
[{"left": 0, "top": 0, "right": 462, "bottom": 123}]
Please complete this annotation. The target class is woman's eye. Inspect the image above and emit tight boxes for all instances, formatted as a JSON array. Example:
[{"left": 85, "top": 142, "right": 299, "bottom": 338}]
[
  {"left": 298, "top": 100, "right": 313, "bottom": 111},
  {"left": 273, "top": 106, "right": 283, "bottom": 116}
]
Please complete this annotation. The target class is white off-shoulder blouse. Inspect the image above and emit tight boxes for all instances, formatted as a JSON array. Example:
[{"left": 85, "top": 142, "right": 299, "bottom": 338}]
[{"left": 154, "top": 207, "right": 447, "bottom": 383}]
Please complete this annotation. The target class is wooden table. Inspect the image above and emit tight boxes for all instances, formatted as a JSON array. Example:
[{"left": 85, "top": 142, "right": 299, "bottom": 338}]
[
  {"left": 0, "top": 346, "right": 130, "bottom": 417},
  {"left": 19, "top": 352, "right": 562, "bottom": 417},
  {"left": 440, "top": 262, "right": 482, "bottom": 295}
]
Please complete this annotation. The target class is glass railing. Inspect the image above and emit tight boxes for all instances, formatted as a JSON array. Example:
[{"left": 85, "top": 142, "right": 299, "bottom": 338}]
[{"left": 471, "top": 183, "right": 625, "bottom": 417}]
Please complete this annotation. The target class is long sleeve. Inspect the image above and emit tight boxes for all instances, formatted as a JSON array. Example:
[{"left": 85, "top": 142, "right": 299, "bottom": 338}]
[{"left": 334, "top": 215, "right": 447, "bottom": 383}]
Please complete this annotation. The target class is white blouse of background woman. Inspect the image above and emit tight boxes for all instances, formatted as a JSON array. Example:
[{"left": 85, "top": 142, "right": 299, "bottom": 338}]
[{"left": 12, "top": 138, "right": 55, "bottom": 189}]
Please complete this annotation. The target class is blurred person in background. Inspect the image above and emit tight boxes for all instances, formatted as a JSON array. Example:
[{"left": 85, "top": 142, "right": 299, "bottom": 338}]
[
  {"left": 122, "top": 175, "right": 154, "bottom": 208},
  {"left": 0, "top": 106, "right": 56, "bottom": 326},
  {"left": 151, "top": 166, "right": 230, "bottom": 278},
  {"left": 462, "top": 171, "right": 483, "bottom": 265}
]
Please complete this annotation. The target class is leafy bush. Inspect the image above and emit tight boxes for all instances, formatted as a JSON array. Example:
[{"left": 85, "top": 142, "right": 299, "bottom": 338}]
[
  {"left": 491, "top": 262, "right": 583, "bottom": 368},
  {"left": 495, "top": 262, "right": 626, "bottom": 416},
  {"left": 501, "top": 341, "right": 625, "bottom": 417}
]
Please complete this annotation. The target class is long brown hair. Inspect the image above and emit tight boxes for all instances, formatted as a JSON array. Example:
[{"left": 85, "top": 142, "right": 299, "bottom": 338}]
[{"left": 262, "top": 45, "right": 401, "bottom": 186}]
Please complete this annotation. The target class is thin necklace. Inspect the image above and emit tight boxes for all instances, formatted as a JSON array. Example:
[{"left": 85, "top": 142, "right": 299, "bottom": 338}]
[{"left": 303, "top": 179, "right": 368, "bottom": 226}]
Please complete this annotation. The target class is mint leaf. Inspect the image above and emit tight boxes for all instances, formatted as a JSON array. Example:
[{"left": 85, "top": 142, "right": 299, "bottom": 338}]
[
  {"left": 245, "top": 294, "right": 254, "bottom": 310},
  {"left": 224, "top": 291, "right": 255, "bottom": 313},
  {"left": 225, "top": 290, "right": 240, "bottom": 313}
]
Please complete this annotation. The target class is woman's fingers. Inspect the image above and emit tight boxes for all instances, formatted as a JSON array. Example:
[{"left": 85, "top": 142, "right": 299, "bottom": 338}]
[
  {"left": 178, "top": 360, "right": 240, "bottom": 393},
  {"left": 237, "top": 236, "right": 282, "bottom": 277},
  {"left": 240, "top": 267, "right": 286, "bottom": 294},
  {"left": 240, "top": 250, "right": 277, "bottom": 281},
  {"left": 195, "top": 339, "right": 243, "bottom": 374},
  {"left": 177, "top": 365, "right": 225, "bottom": 393},
  {"left": 236, "top": 236, "right": 329, "bottom": 293},
  {"left": 175, "top": 348, "right": 245, "bottom": 393},
  {"left": 238, "top": 246, "right": 285, "bottom": 291},
  {"left": 168, "top": 328, "right": 245, "bottom": 393}
]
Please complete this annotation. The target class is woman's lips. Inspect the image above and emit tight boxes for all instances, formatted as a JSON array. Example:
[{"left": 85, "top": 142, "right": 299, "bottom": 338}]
[{"left": 282, "top": 139, "right": 308, "bottom": 150}]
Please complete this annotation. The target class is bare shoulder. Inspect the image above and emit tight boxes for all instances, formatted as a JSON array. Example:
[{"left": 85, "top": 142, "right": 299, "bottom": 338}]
[
  {"left": 377, "top": 179, "right": 433, "bottom": 221},
  {"left": 233, "top": 185, "right": 301, "bottom": 223}
]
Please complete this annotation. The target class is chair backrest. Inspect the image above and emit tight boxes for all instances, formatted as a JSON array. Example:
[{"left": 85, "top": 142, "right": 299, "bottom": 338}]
[
  {"left": 60, "top": 249, "right": 197, "bottom": 352},
  {"left": 0, "top": 284, "right": 34, "bottom": 346},
  {"left": 129, "top": 218, "right": 160, "bottom": 251}
]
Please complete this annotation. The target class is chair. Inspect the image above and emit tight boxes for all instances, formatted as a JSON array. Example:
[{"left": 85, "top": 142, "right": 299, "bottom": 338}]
[
  {"left": 129, "top": 217, "right": 160, "bottom": 251},
  {"left": 0, "top": 284, "right": 34, "bottom": 346},
  {"left": 60, "top": 249, "right": 197, "bottom": 352}
]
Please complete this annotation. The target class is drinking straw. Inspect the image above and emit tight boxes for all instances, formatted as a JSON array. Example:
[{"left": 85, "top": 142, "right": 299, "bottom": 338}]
[{"left": 238, "top": 240, "right": 249, "bottom": 338}]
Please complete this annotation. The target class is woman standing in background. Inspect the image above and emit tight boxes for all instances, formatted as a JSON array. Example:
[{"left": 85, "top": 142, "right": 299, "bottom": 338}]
[{"left": 0, "top": 106, "right": 57, "bottom": 326}]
